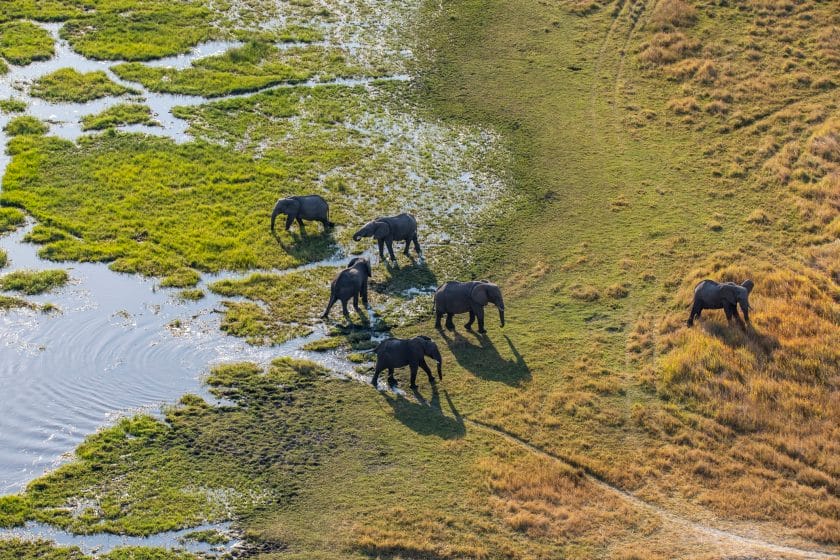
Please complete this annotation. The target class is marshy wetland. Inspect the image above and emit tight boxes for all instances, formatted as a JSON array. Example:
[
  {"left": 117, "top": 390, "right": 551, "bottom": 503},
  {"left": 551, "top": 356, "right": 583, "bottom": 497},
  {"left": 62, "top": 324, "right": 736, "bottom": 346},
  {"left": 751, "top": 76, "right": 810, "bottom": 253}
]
[{"left": 1, "top": 0, "right": 839, "bottom": 558}]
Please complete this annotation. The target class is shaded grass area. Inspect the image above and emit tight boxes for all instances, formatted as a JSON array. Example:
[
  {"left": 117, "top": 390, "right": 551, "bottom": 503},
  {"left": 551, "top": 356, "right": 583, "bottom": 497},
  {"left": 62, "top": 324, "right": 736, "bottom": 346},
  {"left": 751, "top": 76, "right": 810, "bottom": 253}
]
[
  {"left": 112, "top": 42, "right": 359, "bottom": 98},
  {"left": 30, "top": 69, "right": 137, "bottom": 103},
  {"left": 0, "top": 20, "right": 53, "bottom": 65},
  {"left": 0, "top": 269, "right": 68, "bottom": 294},
  {"left": 80, "top": 104, "right": 157, "bottom": 131}
]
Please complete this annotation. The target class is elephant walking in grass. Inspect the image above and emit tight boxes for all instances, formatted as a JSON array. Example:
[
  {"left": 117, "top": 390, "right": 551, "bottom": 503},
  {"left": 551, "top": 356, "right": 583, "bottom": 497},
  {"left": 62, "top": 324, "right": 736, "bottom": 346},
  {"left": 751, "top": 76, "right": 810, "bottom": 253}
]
[
  {"left": 434, "top": 280, "right": 505, "bottom": 334},
  {"left": 271, "top": 195, "right": 334, "bottom": 233},
  {"left": 352, "top": 213, "right": 421, "bottom": 262},
  {"left": 372, "top": 336, "right": 443, "bottom": 389},
  {"left": 322, "top": 257, "right": 372, "bottom": 321},
  {"left": 688, "top": 279, "right": 754, "bottom": 331}
]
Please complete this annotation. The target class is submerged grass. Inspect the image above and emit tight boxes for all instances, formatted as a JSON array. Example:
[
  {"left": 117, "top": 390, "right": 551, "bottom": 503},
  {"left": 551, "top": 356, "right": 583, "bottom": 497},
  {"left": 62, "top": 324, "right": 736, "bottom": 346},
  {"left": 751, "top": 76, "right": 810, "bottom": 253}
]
[
  {"left": 80, "top": 104, "right": 157, "bottom": 131},
  {"left": 30, "top": 69, "right": 137, "bottom": 103},
  {"left": 0, "top": 269, "right": 68, "bottom": 295}
]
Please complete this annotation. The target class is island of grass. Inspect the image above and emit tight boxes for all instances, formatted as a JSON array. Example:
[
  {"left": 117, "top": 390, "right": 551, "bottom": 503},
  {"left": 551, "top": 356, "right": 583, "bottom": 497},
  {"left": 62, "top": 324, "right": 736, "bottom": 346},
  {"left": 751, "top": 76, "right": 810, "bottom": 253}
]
[
  {"left": 0, "top": 248, "right": 7, "bottom": 268},
  {"left": 30, "top": 68, "right": 138, "bottom": 103},
  {"left": 80, "top": 103, "right": 158, "bottom": 131},
  {"left": 112, "top": 42, "right": 361, "bottom": 97},
  {"left": 0, "top": 269, "right": 68, "bottom": 295},
  {"left": 0, "top": 21, "right": 54, "bottom": 65},
  {"left": 3, "top": 115, "right": 48, "bottom": 136},
  {"left": 0, "top": 98, "right": 26, "bottom": 113}
]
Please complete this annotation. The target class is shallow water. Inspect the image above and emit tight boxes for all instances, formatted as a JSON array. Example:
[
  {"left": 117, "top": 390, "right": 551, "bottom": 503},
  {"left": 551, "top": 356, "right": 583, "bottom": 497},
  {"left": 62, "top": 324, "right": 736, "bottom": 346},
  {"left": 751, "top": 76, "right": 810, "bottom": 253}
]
[{"left": 4, "top": 521, "right": 241, "bottom": 555}]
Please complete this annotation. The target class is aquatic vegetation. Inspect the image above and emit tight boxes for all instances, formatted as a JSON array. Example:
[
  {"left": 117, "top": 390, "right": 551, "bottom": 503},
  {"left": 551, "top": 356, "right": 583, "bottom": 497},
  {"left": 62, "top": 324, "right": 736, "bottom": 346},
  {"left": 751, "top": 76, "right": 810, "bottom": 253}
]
[
  {"left": 30, "top": 69, "right": 138, "bottom": 103},
  {"left": 179, "top": 528, "right": 229, "bottom": 545},
  {"left": 0, "top": 98, "right": 26, "bottom": 112},
  {"left": 0, "top": 269, "right": 68, "bottom": 294},
  {"left": 176, "top": 289, "right": 204, "bottom": 301},
  {"left": 60, "top": 5, "right": 216, "bottom": 62},
  {"left": 0, "top": 539, "right": 84, "bottom": 560},
  {"left": 0, "top": 20, "right": 53, "bottom": 65},
  {"left": 0, "top": 248, "right": 6, "bottom": 268},
  {"left": 80, "top": 104, "right": 158, "bottom": 131},
  {"left": 112, "top": 43, "right": 361, "bottom": 98},
  {"left": 0, "top": 206, "right": 25, "bottom": 232},
  {"left": 0, "top": 294, "right": 33, "bottom": 310},
  {"left": 3, "top": 115, "right": 48, "bottom": 136}
]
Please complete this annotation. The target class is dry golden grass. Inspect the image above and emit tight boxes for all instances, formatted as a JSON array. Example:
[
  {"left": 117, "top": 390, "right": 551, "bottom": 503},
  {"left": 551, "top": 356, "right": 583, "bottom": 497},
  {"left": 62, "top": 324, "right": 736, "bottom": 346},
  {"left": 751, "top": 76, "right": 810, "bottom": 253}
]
[{"left": 649, "top": 0, "right": 697, "bottom": 31}]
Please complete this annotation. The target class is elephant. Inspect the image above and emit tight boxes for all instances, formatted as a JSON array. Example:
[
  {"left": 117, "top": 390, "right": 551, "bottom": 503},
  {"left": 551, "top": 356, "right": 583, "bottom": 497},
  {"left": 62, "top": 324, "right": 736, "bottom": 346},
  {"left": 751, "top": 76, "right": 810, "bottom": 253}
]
[
  {"left": 270, "top": 195, "right": 334, "bottom": 233},
  {"left": 352, "top": 213, "right": 421, "bottom": 261},
  {"left": 322, "top": 257, "right": 372, "bottom": 320},
  {"left": 371, "top": 335, "right": 443, "bottom": 389},
  {"left": 688, "top": 278, "right": 754, "bottom": 330},
  {"left": 434, "top": 280, "right": 505, "bottom": 334}
]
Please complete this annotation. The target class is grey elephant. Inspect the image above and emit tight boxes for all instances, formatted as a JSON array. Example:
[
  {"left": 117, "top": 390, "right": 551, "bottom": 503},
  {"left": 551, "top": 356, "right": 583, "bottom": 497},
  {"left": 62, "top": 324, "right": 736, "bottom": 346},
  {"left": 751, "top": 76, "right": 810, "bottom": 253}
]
[
  {"left": 322, "top": 257, "right": 372, "bottom": 320},
  {"left": 434, "top": 280, "right": 505, "bottom": 333},
  {"left": 352, "top": 213, "right": 421, "bottom": 261},
  {"left": 688, "top": 279, "right": 754, "bottom": 330},
  {"left": 371, "top": 335, "right": 443, "bottom": 388},
  {"left": 270, "top": 195, "right": 334, "bottom": 233}
]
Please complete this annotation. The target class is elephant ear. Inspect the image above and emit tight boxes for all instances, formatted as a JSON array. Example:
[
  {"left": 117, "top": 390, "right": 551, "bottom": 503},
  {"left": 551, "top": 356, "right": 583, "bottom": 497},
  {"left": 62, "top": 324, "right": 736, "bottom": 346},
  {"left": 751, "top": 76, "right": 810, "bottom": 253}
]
[
  {"left": 364, "top": 259, "right": 372, "bottom": 278},
  {"left": 741, "top": 279, "right": 755, "bottom": 293},
  {"left": 471, "top": 283, "right": 488, "bottom": 305},
  {"left": 721, "top": 284, "right": 740, "bottom": 305},
  {"left": 286, "top": 197, "right": 301, "bottom": 215},
  {"left": 373, "top": 220, "right": 391, "bottom": 238}
]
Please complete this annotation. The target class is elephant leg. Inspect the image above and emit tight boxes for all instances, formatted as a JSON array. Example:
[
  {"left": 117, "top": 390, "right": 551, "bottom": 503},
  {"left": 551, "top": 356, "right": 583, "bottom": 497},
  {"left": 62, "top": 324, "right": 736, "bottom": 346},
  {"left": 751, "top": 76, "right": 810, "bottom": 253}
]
[
  {"left": 723, "top": 304, "right": 734, "bottom": 323},
  {"left": 387, "top": 368, "right": 396, "bottom": 385},
  {"left": 296, "top": 217, "right": 305, "bottom": 232},
  {"left": 322, "top": 293, "right": 337, "bottom": 319},
  {"left": 371, "top": 365, "right": 383, "bottom": 387},
  {"left": 341, "top": 298, "right": 351, "bottom": 320},
  {"left": 730, "top": 305, "right": 746, "bottom": 331},
  {"left": 687, "top": 302, "right": 701, "bottom": 327},
  {"left": 403, "top": 239, "right": 411, "bottom": 256},
  {"left": 385, "top": 240, "right": 397, "bottom": 261},
  {"left": 435, "top": 309, "right": 444, "bottom": 329},
  {"left": 409, "top": 364, "right": 418, "bottom": 389},
  {"left": 476, "top": 307, "right": 486, "bottom": 333},
  {"left": 445, "top": 313, "right": 455, "bottom": 330},
  {"left": 320, "top": 218, "right": 331, "bottom": 231},
  {"left": 284, "top": 214, "right": 295, "bottom": 231},
  {"left": 413, "top": 235, "right": 422, "bottom": 256},
  {"left": 419, "top": 358, "right": 434, "bottom": 383},
  {"left": 465, "top": 310, "right": 475, "bottom": 330},
  {"left": 361, "top": 280, "right": 369, "bottom": 308},
  {"left": 377, "top": 239, "right": 385, "bottom": 260}
]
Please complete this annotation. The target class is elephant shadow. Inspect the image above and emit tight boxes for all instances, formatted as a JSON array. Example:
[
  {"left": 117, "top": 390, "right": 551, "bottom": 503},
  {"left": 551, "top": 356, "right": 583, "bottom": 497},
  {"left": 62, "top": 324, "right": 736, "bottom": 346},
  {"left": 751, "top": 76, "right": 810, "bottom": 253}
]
[
  {"left": 698, "top": 317, "right": 780, "bottom": 360},
  {"left": 441, "top": 332, "right": 530, "bottom": 387},
  {"left": 273, "top": 228, "right": 337, "bottom": 262},
  {"left": 373, "top": 260, "right": 438, "bottom": 297},
  {"left": 381, "top": 385, "right": 465, "bottom": 439}
]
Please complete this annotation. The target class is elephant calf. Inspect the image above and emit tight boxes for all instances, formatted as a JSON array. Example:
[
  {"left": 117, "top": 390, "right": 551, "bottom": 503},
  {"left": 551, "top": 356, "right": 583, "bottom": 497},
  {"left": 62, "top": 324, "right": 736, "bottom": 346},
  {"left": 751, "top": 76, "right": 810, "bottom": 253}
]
[
  {"left": 352, "top": 213, "right": 421, "bottom": 261},
  {"left": 434, "top": 280, "right": 505, "bottom": 334},
  {"left": 271, "top": 194, "right": 334, "bottom": 233},
  {"left": 688, "top": 279, "right": 754, "bottom": 330},
  {"left": 322, "top": 257, "right": 372, "bottom": 320},
  {"left": 372, "top": 335, "right": 443, "bottom": 389}
]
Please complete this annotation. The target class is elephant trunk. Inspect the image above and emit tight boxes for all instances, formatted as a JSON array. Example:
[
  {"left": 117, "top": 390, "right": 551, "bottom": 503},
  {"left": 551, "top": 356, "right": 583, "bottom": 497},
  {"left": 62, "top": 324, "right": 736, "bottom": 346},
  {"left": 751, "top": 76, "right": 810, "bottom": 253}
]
[
  {"left": 270, "top": 207, "right": 281, "bottom": 232},
  {"left": 431, "top": 347, "right": 443, "bottom": 380},
  {"left": 437, "top": 359, "right": 443, "bottom": 380},
  {"left": 498, "top": 305, "right": 505, "bottom": 327}
]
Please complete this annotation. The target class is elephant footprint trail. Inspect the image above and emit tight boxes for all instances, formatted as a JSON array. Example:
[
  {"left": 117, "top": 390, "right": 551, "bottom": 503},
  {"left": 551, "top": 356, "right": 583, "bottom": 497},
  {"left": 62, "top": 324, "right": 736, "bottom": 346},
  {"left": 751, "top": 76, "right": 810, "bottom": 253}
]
[{"left": 463, "top": 417, "right": 840, "bottom": 559}]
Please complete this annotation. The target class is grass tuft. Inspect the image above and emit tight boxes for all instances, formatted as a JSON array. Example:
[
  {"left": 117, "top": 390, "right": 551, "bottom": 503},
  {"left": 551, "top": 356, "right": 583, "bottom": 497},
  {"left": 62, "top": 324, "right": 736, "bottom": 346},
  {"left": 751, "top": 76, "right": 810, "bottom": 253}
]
[
  {"left": 0, "top": 269, "right": 68, "bottom": 295},
  {"left": 31, "top": 68, "right": 138, "bottom": 102}
]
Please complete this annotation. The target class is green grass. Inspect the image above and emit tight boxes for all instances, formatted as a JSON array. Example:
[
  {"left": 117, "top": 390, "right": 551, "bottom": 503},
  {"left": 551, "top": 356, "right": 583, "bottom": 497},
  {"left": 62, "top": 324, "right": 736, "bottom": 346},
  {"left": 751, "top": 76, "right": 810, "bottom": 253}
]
[
  {"left": 112, "top": 42, "right": 361, "bottom": 97},
  {"left": 0, "top": 206, "right": 25, "bottom": 232},
  {"left": 0, "top": 98, "right": 26, "bottom": 112},
  {"left": 30, "top": 68, "right": 138, "bottom": 103},
  {"left": 0, "top": 269, "right": 68, "bottom": 294},
  {"left": 0, "top": 20, "right": 53, "bottom": 65},
  {"left": 80, "top": 104, "right": 157, "bottom": 131},
  {"left": 0, "top": 294, "right": 34, "bottom": 310},
  {"left": 176, "top": 288, "right": 204, "bottom": 301},
  {"left": 0, "top": 248, "right": 6, "bottom": 268},
  {"left": 3, "top": 115, "right": 47, "bottom": 136}
]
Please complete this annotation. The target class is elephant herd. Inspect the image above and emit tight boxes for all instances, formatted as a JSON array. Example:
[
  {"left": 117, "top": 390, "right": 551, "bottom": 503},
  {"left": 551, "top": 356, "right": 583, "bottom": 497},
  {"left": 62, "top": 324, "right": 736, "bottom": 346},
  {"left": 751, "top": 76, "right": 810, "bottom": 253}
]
[
  {"left": 271, "top": 194, "right": 756, "bottom": 388},
  {"left": 270, "top": 194, "right": 505, "bottom": 389}
]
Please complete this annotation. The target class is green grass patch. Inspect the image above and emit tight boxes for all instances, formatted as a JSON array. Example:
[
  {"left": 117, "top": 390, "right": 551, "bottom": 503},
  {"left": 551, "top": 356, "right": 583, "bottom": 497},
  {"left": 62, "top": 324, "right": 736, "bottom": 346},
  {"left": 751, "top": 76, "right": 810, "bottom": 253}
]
[
  {"left": 0, "top": 206, "right": 25, "bottom": 232},
  {"left": 159, "top": 268, "right": 201, "bottom": 289},
  {"left": 177, "top": 288, "right": 204, "bottom": 301},
  {"left": 0, "top": 248, "right": 7, "bottom": 268},
  {"left": 30, "top": 68, "right": 138, "bottom": 102},
  {"left": 112, "top": 42, "right": 360, "bottom": 97},
  {"left": 0, "top": 269, "right": 68, "bottom": 294},
  {"left": 0, "top": 20, "right": 53, "bottom": 65},
  {"left": 0, "top": 294, "right": 33, "bottom": 310},
  {"left": 0, "top": 539, "right": 84, "bottom": 560},
  {"left": 80, "top": 103, "right": 157, "bottom": 131},
  {"left": 179, "top": 529, "right": 229, "bottom": 545},
  {"left": 0, "top": 97, "right": 26, "bottom": 112},
  {"left": 301, "top": 336, "right": 343, "bottom": 351},
  {"left": 3, "top": 115, "right": 47, "bottom": 136}
]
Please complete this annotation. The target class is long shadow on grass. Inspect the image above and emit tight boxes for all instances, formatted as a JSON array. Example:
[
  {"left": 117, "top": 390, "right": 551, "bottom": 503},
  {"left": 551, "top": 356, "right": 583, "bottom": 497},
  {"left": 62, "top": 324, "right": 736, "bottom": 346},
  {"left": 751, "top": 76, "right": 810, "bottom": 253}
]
[
  {"left": 699, "top": 318, "right": 780, "bottom": 362},
  {"left": 381, "top": 385, "right": 465, "bottom": 439},
  {"left": 274, "top": 228, "right": 337, "bottom": 262},
  {"left": 440, "top": 331, "right": 530, "bottom": 387},
  {"left": 373, "top": 259, "right": 438, "bottom": 296}
]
